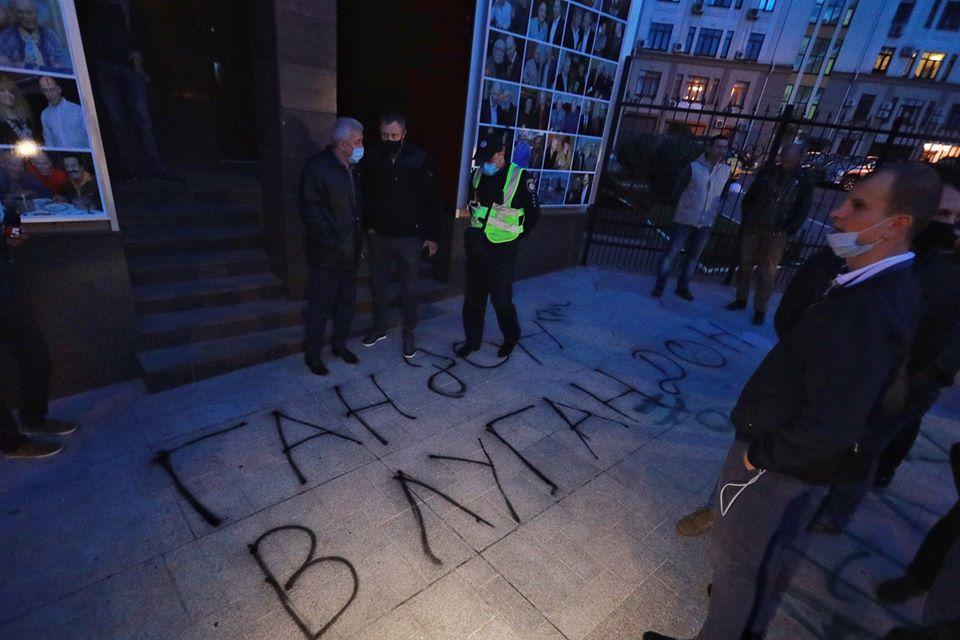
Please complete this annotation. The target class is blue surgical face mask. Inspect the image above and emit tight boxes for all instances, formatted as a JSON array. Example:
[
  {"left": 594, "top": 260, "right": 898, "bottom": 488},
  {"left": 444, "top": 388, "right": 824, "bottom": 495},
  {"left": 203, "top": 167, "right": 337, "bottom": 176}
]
[
  {"left": 826, "top": 218, "right": 890, "bottom": 258},
  {"left": 349, "top": 146, "right": 365, "bottom": 164},
  {"left": 482, "top": 162, "right": 499, "bottom": 176}
]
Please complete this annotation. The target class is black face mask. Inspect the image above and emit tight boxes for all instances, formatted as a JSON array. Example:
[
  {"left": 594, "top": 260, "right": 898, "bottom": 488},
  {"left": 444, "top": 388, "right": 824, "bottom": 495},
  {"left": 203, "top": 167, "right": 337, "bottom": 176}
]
[
  {"left": 913, "top": 220, "right": 957, "bottom": 253},
  {"left": 383, "top": 139, "right": 403, "bottom": 155}
]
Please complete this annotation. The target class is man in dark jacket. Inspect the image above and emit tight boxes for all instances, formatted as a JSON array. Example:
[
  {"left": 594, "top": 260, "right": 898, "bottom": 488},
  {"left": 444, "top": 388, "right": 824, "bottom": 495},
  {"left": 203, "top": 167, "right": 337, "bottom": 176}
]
[
  {"left": 644, "top": 164, "right": 942, "bottom": 640},
  {"left": 456, "top": 133, "right": 541, "bottom": 359},
  {"left": 728, "top": 144, "right": 813, "bottom": 325},
  {"left": 1, "top": 206, "right": 76, "bottom": 459},
  {"left": 300, "top": 117, "right": 365, "bottom": 375},
  {"left": 360, "top": 112, "right": 442, "bottom": 358}
]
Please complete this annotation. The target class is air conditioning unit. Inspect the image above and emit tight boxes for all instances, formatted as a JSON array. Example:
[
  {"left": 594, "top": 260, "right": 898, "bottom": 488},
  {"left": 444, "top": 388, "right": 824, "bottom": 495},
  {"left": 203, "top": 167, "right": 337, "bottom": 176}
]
[
  {"left": 668, "top": 99, "right": 679, "bottom": 107},
  {"left": 673, "top": 42, "right": 685, "bottom": 53},
  {"left": 692, "top": 2, "right": 705, "bottom": 15},
  {"left": 637, "top": 39, "right": 646, "bottom": 49},
  {"left": 746, "top": 8, "right": 759, "bottom": 20},
  {"left": 900, "top": 46, "right": 918, "bottom": 58},
  {"left": 734, "top": 50, "right": 745, "bottom": 60},
  {"left": 843, "top": 98, "right": 855, "bottom": 108}
]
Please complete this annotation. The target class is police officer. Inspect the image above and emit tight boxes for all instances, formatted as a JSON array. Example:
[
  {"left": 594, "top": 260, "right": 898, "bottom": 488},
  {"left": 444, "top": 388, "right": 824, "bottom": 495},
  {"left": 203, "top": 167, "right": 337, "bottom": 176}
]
[{"left": 456, "top": 134, "right": 541, "bottom": 359}]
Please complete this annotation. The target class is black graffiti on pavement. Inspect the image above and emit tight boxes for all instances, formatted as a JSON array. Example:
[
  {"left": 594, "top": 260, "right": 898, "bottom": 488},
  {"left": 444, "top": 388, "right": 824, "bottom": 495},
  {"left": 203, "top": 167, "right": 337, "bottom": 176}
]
[
  {"left": 274, "top": 410, "right": 363, "bottom": 485},
  {"left": 516, "top": 320, "right": 565, "bottom": 366},
  {"left": 543, "top": 396, "right": 630, "bottom": 460},
  {"left": 631, "top": 339, "right": 727, "bottom": 396},
  {"left": 335, "top": 374, "right": 416, "bottom": 445},
  {"left": 393, "top": 469, "right": 494, "bottom": 565},
  {"left": 696, "top": 408, "right": 735, "bottom": 433},
  {"left": 570, "top": 369, "right": 649, "bottom": 424},
  {"left": 429, "top": 437, "right": 521, "bottom": 523},
  {"left": 686, "top": 321, "right": 757, "bottom": 354},
  {"left": 402, "top": 347, "right": 467, "bottom": 399},
  {"left": 454, "top": 340, "right": 512, "bottom": 369},
  {"left": 153, "top": 421, "right": 250, "bottom": 527},
  {"left": 634, "top": 392, "right": 690, "bottom": 427},
  {"left": 485, "top": 405, "right": 559, "bottom": 495},
  {"left": 248, "top": 525, "right": 359, "bottom": 639},
  {"left": 535, "top": 301, "right": 571, "bottom": 322}
]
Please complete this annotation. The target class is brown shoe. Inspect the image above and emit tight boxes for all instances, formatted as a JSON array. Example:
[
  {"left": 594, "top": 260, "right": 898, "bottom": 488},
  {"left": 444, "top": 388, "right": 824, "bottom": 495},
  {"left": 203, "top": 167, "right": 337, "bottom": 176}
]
[
  {"left": 676, "top": 506, "right": 716, "bottom": 537},
  {"left": 3, "top": 439, "right": 63, "bottom": 459},
  {"left": 21, "top": 419, "right": 77, "bottom": 436}
]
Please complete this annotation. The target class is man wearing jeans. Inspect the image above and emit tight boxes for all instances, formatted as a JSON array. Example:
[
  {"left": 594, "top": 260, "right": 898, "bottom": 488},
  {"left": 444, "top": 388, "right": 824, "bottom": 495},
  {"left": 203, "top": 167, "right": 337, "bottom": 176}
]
[
  {"left": 644, "top": 164, "right": 941, "bottom": 640},
  {"left": 728, "top": 144, "right": 812, "bottom": 325},
  {"left": 652, "top": 135, "right": 731, "bottom": 301}
]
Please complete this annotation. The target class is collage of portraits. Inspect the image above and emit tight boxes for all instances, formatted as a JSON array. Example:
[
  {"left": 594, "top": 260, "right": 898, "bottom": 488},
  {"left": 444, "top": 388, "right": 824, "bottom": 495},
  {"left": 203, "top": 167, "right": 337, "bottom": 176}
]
[
  {"left": 477, "top": 0, "right": 631, "bottom": 206},
  {"left": 0, "top": 0, "right": 105, "bottom": 223}
]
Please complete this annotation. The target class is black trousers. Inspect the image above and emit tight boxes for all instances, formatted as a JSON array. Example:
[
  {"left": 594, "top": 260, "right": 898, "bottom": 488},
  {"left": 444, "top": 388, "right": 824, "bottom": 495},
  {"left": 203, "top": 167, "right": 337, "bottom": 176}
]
[
  {"left": 368, "top": 234, "right": 421, "bottom": 337},
  {"left": 906, "top": 443, "right": 960, "bottom": 588},
  {"left": 463, "top": 240, "right": 520, "bottom": 348},
  {"left": 305, "top": 266, "right": 356, "bottom": 361},
  {"left": 0, "top": 294, "right": 52, "bottom": 451}
]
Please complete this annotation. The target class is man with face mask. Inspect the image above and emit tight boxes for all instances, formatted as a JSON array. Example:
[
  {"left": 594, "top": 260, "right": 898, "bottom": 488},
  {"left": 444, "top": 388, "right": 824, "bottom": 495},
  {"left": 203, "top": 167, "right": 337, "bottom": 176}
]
[
  {"left": 300, "top": 117, "right": 365, "bottom": 375},
  {"left": 457, "top": 133, "right": 541, "bottom": 359},
  {"left": 644, "top": 164, "right": 941, "bottom": 640},
  {"left": 359, "top": 112, "right": 442, "bottom": 359}
]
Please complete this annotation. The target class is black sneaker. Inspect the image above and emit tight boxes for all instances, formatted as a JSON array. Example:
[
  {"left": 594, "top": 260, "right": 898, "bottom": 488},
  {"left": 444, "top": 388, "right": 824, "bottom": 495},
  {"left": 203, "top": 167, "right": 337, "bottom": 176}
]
[
  {"left": 402, "top": 337, "right": 417, "bottom": 359},
  {"left": 675, "top": 288, "right": 695, "bottom": 301},
  {"left": 332, "top": 347, "right": 359, "bottom": 364},
  {"left": 651, "top": 286, "right": 664, "bottom": 298},
  {"left": 752, "top": 310, "right": 766, "bottom": 326},
  {"left": 455, "top": 344, "right": 479, "bottom": 358},
  {"left": 362, "top": 331, "right": 388, "bottom": 347},
  {"left": 877, "top": 575, "right": 927, "bottom": 604},
  {"left": 726, "top": 299, "right": 747, "bottom": 310},
  {"left": 3, "top": 439, "right": 63, "bottom": 459},
  {"left": 305, "top": 357, "right": 329, "bottom": 376},
  {"left": 21, "top": 419, "right": 77, "bottom": 436},
  {"left": 497, "top": 342, "right": 517, "bottom": 358}
]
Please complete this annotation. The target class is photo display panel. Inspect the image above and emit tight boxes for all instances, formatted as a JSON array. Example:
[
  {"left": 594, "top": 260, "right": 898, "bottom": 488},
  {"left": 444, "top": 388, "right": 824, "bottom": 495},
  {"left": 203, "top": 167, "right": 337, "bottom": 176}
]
[
  {"left": 0, "top": 0, "right": 112, "bottom": 225},
  {"left": 475, "top": 0, "right": 632, "bottom": 207}
]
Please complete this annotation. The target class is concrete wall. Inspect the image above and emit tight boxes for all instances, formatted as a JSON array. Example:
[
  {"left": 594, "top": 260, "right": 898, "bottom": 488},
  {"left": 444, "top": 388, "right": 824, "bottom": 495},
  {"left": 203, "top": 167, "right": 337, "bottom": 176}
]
[{"left": 254, "top": 0, "right": 338, "bottom": 299}]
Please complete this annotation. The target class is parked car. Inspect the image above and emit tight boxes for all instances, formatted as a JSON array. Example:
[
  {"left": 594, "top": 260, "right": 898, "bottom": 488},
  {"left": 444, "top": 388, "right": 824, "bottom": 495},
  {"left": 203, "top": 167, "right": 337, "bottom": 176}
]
[{"left": 822, "top": 156, "right": 878, "bottom": 191}]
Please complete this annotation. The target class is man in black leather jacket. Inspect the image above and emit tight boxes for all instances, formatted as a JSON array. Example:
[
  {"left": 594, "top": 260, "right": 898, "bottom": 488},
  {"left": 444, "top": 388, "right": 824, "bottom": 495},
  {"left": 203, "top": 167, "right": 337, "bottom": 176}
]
[
  {"left": 645, "top": 164, "right": 941, "bottom": 640},
  {"left": 360, "top": 112, "right": 442, "bottom": 358},
  {"left": 299, "top": 117, "right": 365, "bottom": 375}
]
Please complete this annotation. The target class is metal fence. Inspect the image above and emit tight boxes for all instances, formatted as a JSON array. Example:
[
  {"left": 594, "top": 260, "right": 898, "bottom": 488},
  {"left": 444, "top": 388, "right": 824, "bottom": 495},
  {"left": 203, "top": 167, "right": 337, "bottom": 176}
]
[{"left": 582, "top": 56, "right": 960, "bottom": 287}]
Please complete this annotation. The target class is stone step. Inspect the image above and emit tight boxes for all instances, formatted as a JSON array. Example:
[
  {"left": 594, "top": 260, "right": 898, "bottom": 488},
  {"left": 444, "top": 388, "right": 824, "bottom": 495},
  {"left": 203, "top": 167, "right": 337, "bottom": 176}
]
[
  {"left": 117, "top": 203, "right": 261, "bottom": 230},
  {"left": 127, "top": 249, "right": 273, "bottom": 285},
  {"left": 137, "top": 302, "right": 450, "bottom": 392},
  {"left": 137, "top": 299, "right": 305, "bottom": 349},
  {"left": 133, "top": 273, "right": 285, "bottom": 314},
  {"left": 122, "top": 225, "right": 263, "bottom": 256}
]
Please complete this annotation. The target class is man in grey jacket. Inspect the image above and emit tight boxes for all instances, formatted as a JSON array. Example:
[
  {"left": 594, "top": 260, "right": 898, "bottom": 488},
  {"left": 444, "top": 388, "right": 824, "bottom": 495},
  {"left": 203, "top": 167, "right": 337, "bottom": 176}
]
[{"left": 653, "top": 135, "right": 731, "bottom": 301}]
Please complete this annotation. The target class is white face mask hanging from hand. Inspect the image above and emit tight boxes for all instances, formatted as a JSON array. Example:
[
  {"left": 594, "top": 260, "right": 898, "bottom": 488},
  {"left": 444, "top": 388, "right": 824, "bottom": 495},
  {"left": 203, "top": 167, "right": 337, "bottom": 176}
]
[
  {"left": 719, "top": 469, "right": 766, "bottom": 517},
  {"left": 825, "top": 219, "right": 891, "bottom": 258}
]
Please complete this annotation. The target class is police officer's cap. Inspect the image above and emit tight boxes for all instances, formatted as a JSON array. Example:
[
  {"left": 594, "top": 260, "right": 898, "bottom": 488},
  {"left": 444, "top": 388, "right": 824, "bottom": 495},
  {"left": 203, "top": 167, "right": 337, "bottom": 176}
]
[{"left": 473, "top": 135, "right": 504, "bottom": 164}]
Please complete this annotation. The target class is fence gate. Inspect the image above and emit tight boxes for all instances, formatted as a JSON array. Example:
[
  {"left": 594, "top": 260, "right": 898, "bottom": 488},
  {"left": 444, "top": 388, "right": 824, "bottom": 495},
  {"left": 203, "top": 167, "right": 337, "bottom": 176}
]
[{"left": 582, "top": 55, "right": 960, "bottom": 287}]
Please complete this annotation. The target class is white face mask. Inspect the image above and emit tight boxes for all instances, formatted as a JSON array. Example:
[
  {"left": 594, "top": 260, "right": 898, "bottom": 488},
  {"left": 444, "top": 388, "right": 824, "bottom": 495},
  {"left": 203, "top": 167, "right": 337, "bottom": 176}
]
[{"left": 826, "top": 218, "right": 891, "bottom": 258}]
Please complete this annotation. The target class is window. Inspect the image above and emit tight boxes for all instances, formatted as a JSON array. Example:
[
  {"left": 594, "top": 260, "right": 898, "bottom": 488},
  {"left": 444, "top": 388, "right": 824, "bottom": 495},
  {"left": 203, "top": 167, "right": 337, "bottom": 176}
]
[
  {"left": 938, "top": 1, "right": 960, "bottom": 29},
  {"left": 729, "top": 81, "right": 749, "bottom": 108},
  {"left": 647, "top": 23, "right": 673, "bottom": 51},
  {"left": 890, "top": 1, "right": 915, "bottom": 35},
  {"left": 843, "top": 2, "right": 857, "bottom": 26},
  {"left": 899, "top": 98, "right": 924, "bottom": 125},
  {"left": 825, "top": 39, "right": 843, "bottom": 75},
  {"left": 683, "top": 76, "right": 709, "bottom": 103},
  {"left": 720, "top": 30, "right": 734, "bottom": 58},
  {"left": 852, "top": 93, "right": 876, "bottom": 121},
  {"left": 873, "top": 47, "right": 895, "bottom": 74},
  {"left": 821, "top": 0, "right": 845, "bottom": 24},
  {"left": 779, "top": 83, "right": 794, "bottom": 112},
  {"left": 707, "top": 0, "right": 732, "bottom": 6},
  {"left": 945, "top": 104, "right": 960, "bottom": 131},
  {"left": 744, "top": 32, "right": 765, "bottom": 61},
  {"left": 636, "top": 70, "right": 662, "bottom": 100},
  {"left": 804, "top": 38, "right": 830, "bottom": 74},
  {"left": 695, "top": 28, "right": 722, "bottom": 56},
  {"left": 685, "top": 27, "right": 696, "bottom": 53},
  {"left": 941, "top": 53, "right": 958, "bottom": 81},
  {"left": 925, "top": 0, "right": 943, "bottom": 27},
  {"left": 758, "top": 0, "right": 775, "bottom": 9},
  {"left": 794, "top": 37, "right": 810, "bottom": 71},
  {"left": 915, "top": 51, "right": 946, "bottom": 79}
]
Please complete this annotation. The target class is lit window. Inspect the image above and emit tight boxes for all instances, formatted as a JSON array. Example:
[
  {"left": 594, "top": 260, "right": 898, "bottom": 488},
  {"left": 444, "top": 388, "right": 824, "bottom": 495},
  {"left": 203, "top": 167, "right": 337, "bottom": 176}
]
[
  {"left": 915, "top": 51, "right": 946, "bottom": 79},
  {"left": 729, "top": 81, "right": 749, "bottom": 108},
  {"left": 758, "top": 0, "right": 776, "bottom": 9},
  {"left": 873, "top": 47, "right": 895, "bottom": 74},
  {"left": 683, "top": 77, "right": 709, "bottom": 103}
]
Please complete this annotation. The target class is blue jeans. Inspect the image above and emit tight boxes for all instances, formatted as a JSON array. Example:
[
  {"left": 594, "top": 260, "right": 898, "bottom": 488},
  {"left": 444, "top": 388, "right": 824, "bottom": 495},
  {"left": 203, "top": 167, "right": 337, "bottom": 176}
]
[
  {"left": 695, "top": 441, "right": 819, "bottom": 640},
  {"left": 655, "top": 223, "right": 712, "bottom": 291},
  {"left": 94, "top": 59, "right": 166, "bottom": 175}
]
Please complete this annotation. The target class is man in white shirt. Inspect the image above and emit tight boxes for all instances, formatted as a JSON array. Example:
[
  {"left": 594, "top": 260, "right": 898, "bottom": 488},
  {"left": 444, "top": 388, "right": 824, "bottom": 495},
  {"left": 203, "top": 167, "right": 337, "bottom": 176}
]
[{"left": 38, "top": 76, "right": 88, "bottom": 149}]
